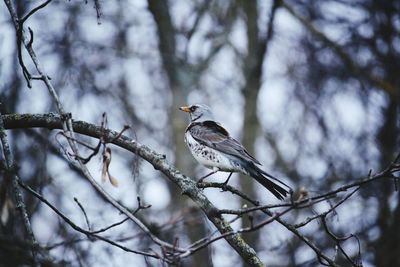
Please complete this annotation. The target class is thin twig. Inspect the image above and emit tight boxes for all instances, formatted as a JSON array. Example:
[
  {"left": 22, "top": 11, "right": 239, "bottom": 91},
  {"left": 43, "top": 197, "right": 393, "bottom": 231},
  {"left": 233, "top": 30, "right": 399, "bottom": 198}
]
[
  {"left": 182, "top": 207, "right": 294, "bottom": 258},
  {"left": 18, "top": 178, "right": 165, "bottom": 261},
  {"left": 90, "top": 218, "right": 129, "bottom": 234},
  {"left": 20, "top": 0, "right": 53, "bottom": 23},
  {"left": 93, "top": 0, "right": 102, "bottom": 24},
  {"left": 74, "top": 197, "right": 91, "bottom": 231},
  {"left": 321, "top": 217, "right": 361, "bottom": 267},
  {"left": 294, "top": 187, "right": 360, "bottom": 229}
]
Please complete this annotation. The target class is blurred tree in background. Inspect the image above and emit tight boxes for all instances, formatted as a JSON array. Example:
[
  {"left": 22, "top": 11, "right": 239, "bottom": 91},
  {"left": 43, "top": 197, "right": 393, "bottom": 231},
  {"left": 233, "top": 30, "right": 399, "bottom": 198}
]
[{"left": 0, "top": 0, "right": 399, "bottom": 266}]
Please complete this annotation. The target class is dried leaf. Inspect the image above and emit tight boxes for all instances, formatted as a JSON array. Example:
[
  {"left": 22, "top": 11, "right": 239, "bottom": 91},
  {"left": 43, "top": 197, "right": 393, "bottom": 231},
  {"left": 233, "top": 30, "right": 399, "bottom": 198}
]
[{"left": 102, "top": 147, "right": 119, "bottom": 187}]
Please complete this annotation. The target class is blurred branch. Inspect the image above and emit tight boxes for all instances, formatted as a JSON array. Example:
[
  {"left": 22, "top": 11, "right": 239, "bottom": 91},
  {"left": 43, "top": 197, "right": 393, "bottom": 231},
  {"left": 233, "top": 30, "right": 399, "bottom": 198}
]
[
  {"left": 90, "top": 197, "right": 150, "bottom": 235},
  {"left": 184, "top": 0, "right": 210, "bottom": 42},
  {"left": 17, "top": 178, "right": 162, "bottom": 261},
  {"left": 93, "top": 0, "right": 102, "bottom": 24},
  {"left": 147, "top": 0, "right": 178, "bottom": 86},
  {"left": 280, "top": 0, "right": 397, "bottom": 96},
  {"left": 73, "top": 197, "right": 91, "bottom": 231},
  {"left": 237, "top": 0, "right": 280, "bottom": 254},
  {"left": 0, "top": 114, "right": 40, "bottom": 267},
  {"left": 321, "top": 216, "right": 362, "bottom": 266},
  {"left": 242, "top": 0, "right": 280, "bottom": 86},
  {"left": 181, "top": 206, "right": 293, "bottom": 258},
  {"left": 0, "top": 235, "right": 57, "bottom": 266}
]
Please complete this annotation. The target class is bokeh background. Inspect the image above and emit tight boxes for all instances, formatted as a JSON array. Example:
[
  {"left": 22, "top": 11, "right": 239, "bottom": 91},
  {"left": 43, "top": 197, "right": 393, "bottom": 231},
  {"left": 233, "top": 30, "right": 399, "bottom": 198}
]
[{"left": 0, "top": 0, "right": 399, "bottom": 266}]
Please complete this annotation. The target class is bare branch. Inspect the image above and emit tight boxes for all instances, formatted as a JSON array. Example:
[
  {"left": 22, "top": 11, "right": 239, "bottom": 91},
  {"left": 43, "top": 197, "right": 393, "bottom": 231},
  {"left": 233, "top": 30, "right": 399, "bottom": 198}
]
[
  {"left": 20, "top": 0, "right": 53, "bottom": 23},
  {"left": 74, "top": 197, "right": 91, "bottom": 231},
  {"left": 17, "top": 178, "right": 164, "bottom": 261},
  {"left": 93, "top": 0, "right": 102, "bottom": 24}
]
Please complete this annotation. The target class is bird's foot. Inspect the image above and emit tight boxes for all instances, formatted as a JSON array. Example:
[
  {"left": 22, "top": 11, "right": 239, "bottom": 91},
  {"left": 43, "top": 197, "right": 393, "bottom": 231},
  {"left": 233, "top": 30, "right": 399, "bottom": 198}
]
[
  {"left": 196, "top": 177, "right": 207, "bottom": 187},
  {"left": 196, "top": 170, "right": 218, "bottom": 187},
  {"left": 220, "top": 182, "right": 229, "bottom": 192}
]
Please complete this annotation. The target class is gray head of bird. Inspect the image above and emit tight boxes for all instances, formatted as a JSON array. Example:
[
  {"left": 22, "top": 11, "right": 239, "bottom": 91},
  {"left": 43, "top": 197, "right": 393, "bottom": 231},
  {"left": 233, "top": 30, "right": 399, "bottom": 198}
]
[{"left": 179, "top": 104, "right": 215, "bottom": 122}]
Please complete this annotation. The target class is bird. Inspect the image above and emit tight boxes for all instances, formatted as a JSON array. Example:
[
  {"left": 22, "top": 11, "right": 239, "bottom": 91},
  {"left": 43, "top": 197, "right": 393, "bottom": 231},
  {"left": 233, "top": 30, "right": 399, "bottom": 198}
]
[{"left": 179, "top": 104, "right": 289, "bottom": 200}]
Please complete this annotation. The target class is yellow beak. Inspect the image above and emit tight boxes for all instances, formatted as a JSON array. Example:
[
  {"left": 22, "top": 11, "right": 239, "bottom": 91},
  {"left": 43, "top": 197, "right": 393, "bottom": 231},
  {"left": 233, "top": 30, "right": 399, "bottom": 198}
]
[{"left": 179, "top": 106, "right": 191, "bottom": 112}]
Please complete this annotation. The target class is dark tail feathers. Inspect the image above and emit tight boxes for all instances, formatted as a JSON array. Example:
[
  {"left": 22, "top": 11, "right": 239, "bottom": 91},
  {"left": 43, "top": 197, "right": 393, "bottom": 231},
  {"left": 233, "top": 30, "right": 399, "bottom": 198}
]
[{"left": 247, "top": 163, "right": 288, "bottom": 200}]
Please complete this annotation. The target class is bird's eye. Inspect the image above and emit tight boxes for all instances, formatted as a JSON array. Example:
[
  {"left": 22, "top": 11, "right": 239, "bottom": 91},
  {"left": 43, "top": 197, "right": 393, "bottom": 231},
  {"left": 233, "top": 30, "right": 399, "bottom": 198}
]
[{"left": 190, "top": 106, "right": 197, "bottom": 112}]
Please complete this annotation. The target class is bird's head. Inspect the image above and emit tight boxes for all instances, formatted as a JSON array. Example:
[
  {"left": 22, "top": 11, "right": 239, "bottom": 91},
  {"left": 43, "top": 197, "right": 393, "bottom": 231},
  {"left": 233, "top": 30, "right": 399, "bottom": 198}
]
[{"left": 179, "top": 104, "right": 215, "bottom": 122}]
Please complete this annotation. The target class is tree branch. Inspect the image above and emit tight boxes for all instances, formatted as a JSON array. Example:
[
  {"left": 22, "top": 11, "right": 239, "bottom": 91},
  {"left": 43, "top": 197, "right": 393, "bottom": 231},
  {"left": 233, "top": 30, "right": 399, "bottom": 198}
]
[
  {"left": 17, "top": 178, "right": 163, "bottom": 261},
  {"left": 0, "top": 114, "right": 40, "bottom": 267},
  {"left": 279, "top": 0, "right": 397, "bottom": 96}
]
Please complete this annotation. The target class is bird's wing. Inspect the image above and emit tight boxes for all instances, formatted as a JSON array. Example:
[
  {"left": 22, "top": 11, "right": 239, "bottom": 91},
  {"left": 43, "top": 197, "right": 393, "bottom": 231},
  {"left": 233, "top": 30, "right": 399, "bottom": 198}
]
[{"left": 188, "top": 121, "right": 261, "bottom": 165}]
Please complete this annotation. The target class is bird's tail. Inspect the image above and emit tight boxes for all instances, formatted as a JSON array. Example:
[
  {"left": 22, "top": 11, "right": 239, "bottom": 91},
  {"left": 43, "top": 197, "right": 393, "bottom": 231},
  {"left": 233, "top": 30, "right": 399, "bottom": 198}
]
[{"left": 246, "top": 163, "right": 289, "bottom": 200}]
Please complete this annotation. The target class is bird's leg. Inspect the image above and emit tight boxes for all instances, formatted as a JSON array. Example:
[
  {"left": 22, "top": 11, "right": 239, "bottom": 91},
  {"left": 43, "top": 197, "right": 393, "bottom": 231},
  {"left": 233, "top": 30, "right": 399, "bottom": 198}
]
[
  {"left": 221, "top": 172, "right": 233, "bottom": 191},
  {"left": 197, "top": 168, "right": 219, "bottom": 185}
]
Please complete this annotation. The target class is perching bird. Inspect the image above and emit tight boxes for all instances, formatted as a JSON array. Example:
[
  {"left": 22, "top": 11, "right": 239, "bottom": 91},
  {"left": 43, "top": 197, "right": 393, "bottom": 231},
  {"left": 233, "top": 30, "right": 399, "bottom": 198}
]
[{"left": 179, "top": 104, "right": 289, "bottom": 200}]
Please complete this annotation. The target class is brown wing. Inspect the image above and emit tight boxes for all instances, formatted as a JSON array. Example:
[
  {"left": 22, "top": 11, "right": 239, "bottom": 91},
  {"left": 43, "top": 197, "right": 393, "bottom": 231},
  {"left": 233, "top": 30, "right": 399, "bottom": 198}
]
[{"left": 188, "top": 121, "right": 261, "bottom": 165}]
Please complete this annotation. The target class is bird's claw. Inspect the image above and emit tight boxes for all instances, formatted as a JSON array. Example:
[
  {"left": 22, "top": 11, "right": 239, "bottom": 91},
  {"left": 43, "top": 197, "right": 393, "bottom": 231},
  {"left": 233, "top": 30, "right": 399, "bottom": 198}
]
[{"left": 220, "top": 182, "right": 228, "bottom": 192}]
